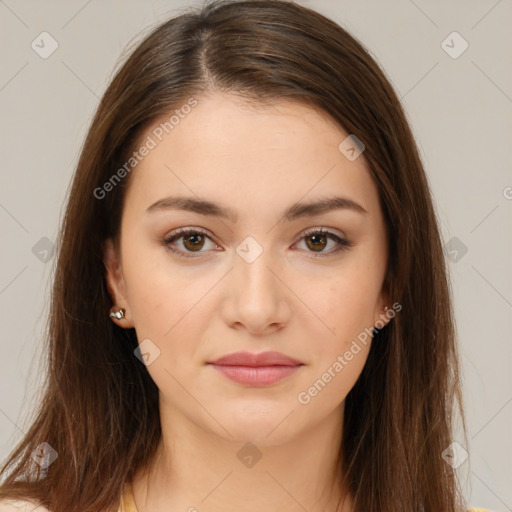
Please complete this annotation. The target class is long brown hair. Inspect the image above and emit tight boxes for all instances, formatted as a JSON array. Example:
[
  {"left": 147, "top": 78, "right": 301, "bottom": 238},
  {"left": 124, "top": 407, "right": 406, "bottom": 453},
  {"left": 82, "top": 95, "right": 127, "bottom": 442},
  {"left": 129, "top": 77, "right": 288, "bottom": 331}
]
[{"left": 0, "top": 1, "right": 467, "bottom": 510}]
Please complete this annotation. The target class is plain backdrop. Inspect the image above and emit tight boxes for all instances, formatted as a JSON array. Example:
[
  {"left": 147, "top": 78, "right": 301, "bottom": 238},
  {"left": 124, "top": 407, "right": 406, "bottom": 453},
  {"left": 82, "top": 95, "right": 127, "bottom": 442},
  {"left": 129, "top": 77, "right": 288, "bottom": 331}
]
[{"left": 0, "top": 0, "right": 511, "bottom": 510}]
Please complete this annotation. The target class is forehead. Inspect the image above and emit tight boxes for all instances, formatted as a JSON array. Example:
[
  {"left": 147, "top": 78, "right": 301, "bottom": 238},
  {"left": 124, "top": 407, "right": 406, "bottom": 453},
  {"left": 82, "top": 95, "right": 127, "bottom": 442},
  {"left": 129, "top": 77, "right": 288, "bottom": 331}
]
[{"left": 124, "top": 92, "right": 380, "bottom": 219}]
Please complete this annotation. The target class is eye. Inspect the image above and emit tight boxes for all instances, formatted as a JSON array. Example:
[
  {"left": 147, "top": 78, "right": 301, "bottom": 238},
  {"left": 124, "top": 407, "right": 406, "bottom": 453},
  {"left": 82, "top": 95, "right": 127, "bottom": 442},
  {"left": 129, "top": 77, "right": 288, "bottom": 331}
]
[
  {"left": 294, "top": 227, "right": 353, "bottom": 257},
  {"left": 162, "top": 228, "right": 219, "bottom": 258},
  {"left": 162, "top": 227, "right": 353, "bottom": 259}
]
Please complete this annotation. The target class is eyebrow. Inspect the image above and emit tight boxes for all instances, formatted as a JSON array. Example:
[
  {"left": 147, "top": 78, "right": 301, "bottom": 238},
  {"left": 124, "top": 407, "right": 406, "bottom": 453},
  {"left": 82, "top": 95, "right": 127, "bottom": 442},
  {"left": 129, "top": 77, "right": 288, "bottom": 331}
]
[{"left": 146, "top": 195, "right": 368, "bottom": 222}]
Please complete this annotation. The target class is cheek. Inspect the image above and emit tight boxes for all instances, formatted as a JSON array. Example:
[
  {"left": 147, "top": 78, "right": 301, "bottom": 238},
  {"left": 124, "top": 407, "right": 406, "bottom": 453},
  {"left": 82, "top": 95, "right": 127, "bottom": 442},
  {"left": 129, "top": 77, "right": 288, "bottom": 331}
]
[
  {"left": 299, "top": 263, "right": 381, "bottom": 339},
  {"left": 313, "top": 289, "right": 373, "bottom": 380},
  {"left": 297, "top": 288, "right": 373, "bottom": 412},
  {"left": 300, "top": 345, "right": 370, "bottom": 414},
  {"left": 296, "top": 260, "right": 381, "bottom": 392},
  {"left": 121, "top": 241, "right": 211, "bottom": 341}
]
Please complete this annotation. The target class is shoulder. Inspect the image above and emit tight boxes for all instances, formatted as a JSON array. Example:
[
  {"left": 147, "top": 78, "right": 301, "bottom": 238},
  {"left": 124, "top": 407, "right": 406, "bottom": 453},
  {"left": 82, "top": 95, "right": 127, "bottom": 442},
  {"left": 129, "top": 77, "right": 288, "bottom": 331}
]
[{"left": 0, "top": 497, "right": 51, "bottom": 512}]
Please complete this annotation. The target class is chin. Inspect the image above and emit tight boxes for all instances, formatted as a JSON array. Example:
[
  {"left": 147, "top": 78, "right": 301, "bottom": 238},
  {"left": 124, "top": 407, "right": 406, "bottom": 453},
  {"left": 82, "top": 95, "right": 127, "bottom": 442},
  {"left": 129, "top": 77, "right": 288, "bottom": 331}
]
[
  {"left": 206, "top": 402, "right": 303, "bottom": 446},
  {"left": 220, "top": 424, "right": 298, "bottom": 447}
]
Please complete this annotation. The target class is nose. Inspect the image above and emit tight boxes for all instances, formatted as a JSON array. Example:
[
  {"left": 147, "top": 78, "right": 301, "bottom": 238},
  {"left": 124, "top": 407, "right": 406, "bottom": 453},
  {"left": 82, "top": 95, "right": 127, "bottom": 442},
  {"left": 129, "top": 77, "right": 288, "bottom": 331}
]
[{"left": 221, "top": 242, "right": 292, "bottom": 336}]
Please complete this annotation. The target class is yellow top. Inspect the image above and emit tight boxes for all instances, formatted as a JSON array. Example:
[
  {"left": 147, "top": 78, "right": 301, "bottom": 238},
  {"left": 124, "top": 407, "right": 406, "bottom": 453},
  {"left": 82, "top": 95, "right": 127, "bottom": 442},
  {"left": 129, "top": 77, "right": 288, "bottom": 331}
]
[
  {"left": 118, "top": 481, "right": 491, "bottom": 512},
  {"left": 119, "top": 481, "right": 138, "bottom": 512}
]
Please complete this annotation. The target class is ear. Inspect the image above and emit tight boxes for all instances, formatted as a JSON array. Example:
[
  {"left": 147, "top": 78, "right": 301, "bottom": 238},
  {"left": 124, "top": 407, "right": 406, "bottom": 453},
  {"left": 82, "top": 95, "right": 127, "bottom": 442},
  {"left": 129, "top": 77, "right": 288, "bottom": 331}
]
[
  {"left": 373, "top": 276, "right": 393, "bottom": 329},
  {"left": 103, "top": 238, "right": 134, "bottom": 328}
]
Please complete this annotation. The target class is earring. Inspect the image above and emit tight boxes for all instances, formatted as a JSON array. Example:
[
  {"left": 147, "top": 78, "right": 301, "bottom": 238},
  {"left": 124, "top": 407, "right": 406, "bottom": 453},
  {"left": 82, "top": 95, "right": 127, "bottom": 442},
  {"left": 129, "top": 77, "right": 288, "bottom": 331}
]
[{"left": 109, "top": 307, "right": 126, "bottom": 320}]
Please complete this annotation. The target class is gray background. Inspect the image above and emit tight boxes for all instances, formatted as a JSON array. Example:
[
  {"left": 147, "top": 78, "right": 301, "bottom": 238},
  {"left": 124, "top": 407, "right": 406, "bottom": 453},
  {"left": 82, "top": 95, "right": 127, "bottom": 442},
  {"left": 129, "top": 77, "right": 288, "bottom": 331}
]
[{"left": 1, "top": 0, "right": 511, "bottom": 510}]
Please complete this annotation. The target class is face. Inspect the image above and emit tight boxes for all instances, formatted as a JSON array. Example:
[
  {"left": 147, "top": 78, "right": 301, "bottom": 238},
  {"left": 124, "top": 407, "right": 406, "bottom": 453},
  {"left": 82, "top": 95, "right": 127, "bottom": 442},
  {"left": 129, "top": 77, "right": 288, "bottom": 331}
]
[{"left": 104, "top": 91, "right": 390, "bottom": 445}]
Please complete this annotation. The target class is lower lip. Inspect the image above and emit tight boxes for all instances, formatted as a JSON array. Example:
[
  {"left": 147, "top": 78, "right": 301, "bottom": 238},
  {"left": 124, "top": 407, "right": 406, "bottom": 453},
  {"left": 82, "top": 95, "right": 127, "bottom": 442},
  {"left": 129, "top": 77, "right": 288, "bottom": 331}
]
[{"left": 209, "top": 364, "right": 302, "bottom": 386}]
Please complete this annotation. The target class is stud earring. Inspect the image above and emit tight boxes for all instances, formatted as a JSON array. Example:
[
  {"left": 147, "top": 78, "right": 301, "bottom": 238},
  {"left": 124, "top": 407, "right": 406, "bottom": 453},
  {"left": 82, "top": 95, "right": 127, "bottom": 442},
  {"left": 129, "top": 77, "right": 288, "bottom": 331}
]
[{"left": 109, "top": 307, "right": 126, "bottom": 320}]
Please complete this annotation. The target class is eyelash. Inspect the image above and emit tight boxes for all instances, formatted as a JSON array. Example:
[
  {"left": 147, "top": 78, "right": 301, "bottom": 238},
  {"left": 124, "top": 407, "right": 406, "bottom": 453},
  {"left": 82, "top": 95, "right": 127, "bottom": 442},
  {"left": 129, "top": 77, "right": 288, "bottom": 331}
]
[{"left": 162, "top": 227, "right": 353, "bottom": 259}]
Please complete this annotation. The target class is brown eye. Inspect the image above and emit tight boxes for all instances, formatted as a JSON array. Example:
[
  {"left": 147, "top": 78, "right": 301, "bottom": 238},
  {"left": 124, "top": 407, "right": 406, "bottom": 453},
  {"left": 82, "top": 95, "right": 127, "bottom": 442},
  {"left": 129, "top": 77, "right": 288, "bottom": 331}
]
[
  {"left": 162, "top": 228, "right": 218, "bottom": 258},
  {"left": 305, "top": 232, "right": 328, "bottom": 252},
  {"left": 162, "top": 227, "right": 352, "bottom": 259},
  {"left": 182, "top": 232, "right": 206, "bottom": 251},
  {"left": 296, "top": 228, "right": 353, "bottom": 257}
]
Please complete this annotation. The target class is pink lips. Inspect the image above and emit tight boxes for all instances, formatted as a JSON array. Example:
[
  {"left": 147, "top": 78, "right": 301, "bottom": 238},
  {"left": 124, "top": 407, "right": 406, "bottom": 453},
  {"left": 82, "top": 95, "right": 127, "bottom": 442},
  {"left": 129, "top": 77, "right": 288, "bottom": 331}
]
[{"left": 207, "top": 351, "right": 304, "bottom": 386}]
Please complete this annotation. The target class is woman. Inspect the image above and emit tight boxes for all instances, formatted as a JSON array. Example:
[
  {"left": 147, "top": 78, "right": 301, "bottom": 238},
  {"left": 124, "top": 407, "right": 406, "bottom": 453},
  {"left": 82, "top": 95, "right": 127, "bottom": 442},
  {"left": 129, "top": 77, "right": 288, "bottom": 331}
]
[{"left": 0, "top": 1, "right": 488, "bottom": 511}]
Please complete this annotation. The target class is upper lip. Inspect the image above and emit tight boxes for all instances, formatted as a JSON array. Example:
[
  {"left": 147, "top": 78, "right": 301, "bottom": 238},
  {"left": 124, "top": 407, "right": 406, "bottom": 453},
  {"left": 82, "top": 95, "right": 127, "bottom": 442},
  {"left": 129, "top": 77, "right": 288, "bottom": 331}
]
[{"left": 208, "top": 351, "right": 303, "bottom": 367}]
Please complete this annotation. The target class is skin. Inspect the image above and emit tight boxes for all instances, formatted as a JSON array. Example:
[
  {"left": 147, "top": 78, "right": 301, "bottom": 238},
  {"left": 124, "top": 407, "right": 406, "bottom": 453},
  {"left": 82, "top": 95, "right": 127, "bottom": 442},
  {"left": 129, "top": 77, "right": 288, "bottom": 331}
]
[{"left": 104, "top": 91, "right": 391, "bottom": 512}]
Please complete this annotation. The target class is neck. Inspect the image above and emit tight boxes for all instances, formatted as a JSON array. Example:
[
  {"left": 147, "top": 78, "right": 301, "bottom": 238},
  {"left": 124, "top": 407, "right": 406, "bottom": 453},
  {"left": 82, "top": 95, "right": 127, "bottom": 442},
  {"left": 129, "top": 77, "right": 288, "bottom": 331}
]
[{"left": 131, "top": 397, "right": 353, "bottom": 512}]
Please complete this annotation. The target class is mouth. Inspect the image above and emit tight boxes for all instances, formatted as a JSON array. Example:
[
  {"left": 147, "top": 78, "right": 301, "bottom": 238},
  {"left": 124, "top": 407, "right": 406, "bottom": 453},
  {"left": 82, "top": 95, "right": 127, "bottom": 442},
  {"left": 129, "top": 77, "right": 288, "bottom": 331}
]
[{"left": 207, "top": 351, "right": 304, "bottom": 387}]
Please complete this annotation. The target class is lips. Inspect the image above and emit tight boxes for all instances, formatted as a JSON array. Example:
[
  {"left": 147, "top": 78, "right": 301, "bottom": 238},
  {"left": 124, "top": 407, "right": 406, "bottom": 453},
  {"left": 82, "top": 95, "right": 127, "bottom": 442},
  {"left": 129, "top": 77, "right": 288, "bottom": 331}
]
[
  {"left": 209, "top": 351, "right": 303, "bottom": 367},
  {"left": 207, "top": 351, "right": 304, "bottom": 387}
]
